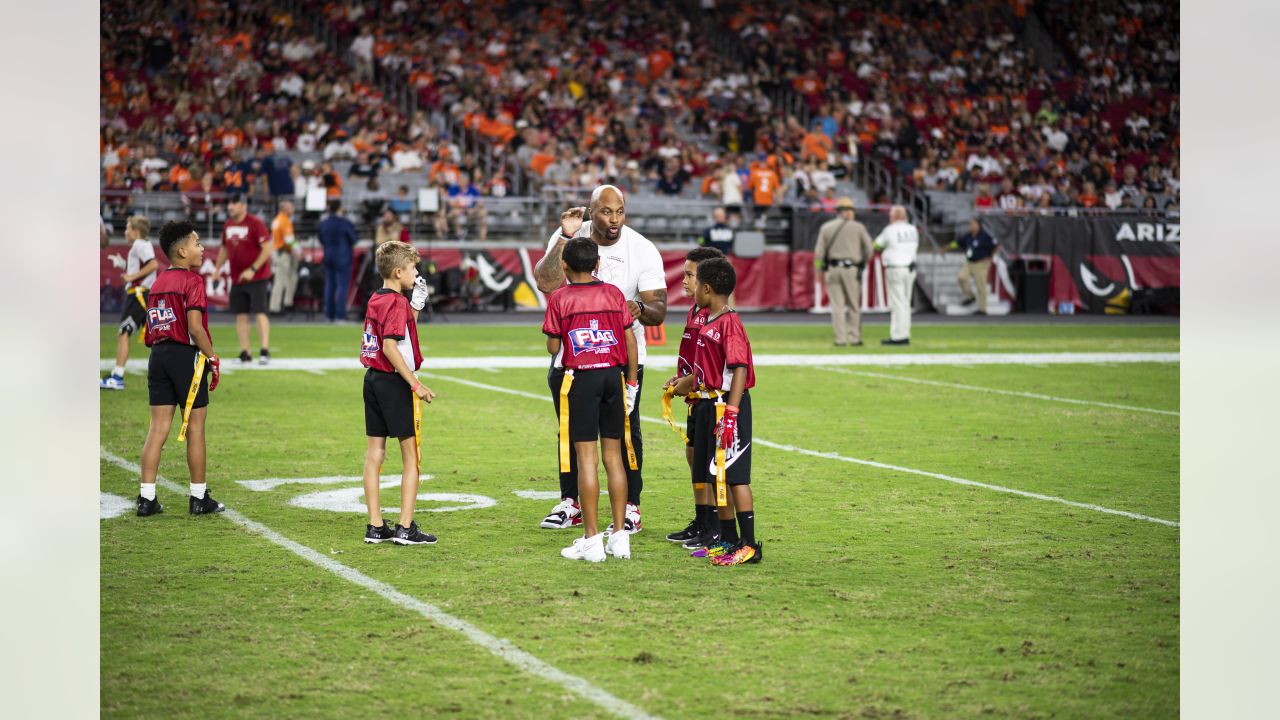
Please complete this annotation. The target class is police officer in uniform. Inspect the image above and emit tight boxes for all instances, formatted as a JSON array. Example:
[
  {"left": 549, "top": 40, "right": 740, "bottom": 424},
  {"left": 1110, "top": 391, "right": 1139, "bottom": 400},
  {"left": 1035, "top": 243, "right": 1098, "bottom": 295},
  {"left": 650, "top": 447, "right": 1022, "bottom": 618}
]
[
  {"left": 700, "top": 206, "right": 735, "bottom": 254},
  {"left": 874, "top": 205, "right": 920, "bottom": 345},
  {"left": 813, "top": 197, "right": 874, "bottom": 346}
]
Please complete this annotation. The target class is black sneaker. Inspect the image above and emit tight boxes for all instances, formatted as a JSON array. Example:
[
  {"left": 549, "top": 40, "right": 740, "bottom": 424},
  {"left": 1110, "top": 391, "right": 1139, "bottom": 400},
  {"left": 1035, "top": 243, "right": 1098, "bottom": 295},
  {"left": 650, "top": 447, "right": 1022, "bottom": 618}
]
[
  {"left": 189, "top": 493, "right": 226, "bottom": 515},
  {"left": 259, "top": 348, "right": 270, "bottom": 365},
  {"left": 364, "top": 521, "right": 396, "bottom": 544},
  {"left": 392, "top": 521, "right": 437, "bottom": 545},
  {"left": 682, "top": 529, "right": 722, "bottom": 550},
  {"left": 136, "top": 495, "right": 163, "bottom": 517},
  {"left": 666, "top": 520, "right": 700, "bottom": 543},
  {"left": 880, "top": 338, "right": 910, "bottom": 346},
  {"left": 238, "top": 350, "right": 252, "bottom": 363}
]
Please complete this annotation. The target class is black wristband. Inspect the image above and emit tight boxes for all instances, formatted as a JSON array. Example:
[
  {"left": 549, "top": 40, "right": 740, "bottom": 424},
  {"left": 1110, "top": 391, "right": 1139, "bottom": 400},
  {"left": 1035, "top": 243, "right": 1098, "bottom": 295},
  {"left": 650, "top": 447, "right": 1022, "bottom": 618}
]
[{"left": 635, "top": 300, "right": 647, "bottom": 318}]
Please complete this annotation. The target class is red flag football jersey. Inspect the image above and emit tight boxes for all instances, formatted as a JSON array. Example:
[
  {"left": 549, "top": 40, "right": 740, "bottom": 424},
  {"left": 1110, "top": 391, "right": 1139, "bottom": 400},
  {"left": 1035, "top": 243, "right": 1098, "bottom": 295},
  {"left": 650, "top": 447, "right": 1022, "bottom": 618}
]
[
  {"left": 361, "top": 289, "right": 422, "bottom": 373},
  {"left": 692, "top": 310, "right": 755, "bottom": 392},
  {"left": 542, "top": 281, "right": 634, "bottom": 371},
  {"left": 677, "top": 305, "right": 710, "bottom": 377},
  {"left": 145, "top": 267, "right": 211, "bottom": 348}
]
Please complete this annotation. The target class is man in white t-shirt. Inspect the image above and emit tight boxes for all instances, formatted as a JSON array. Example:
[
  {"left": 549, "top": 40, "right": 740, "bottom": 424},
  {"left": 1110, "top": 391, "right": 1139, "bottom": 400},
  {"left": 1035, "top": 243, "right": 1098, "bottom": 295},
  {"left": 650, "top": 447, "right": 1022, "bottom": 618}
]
[
  {"left": 101, "top": 215, "right": 159, "bottom": 390},
  {"left": 534, "top": 185, "right": 668, "bottom": 534},
  {"left": 874, "top": 206, "right": 920, "bottom": 345}
]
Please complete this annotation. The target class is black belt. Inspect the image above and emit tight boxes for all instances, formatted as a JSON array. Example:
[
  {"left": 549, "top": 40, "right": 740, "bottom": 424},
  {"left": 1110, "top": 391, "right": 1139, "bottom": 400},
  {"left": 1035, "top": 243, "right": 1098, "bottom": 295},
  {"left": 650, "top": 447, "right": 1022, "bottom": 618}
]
[{"left": 886, "top": 263, "right": 918, "bottom": 271}]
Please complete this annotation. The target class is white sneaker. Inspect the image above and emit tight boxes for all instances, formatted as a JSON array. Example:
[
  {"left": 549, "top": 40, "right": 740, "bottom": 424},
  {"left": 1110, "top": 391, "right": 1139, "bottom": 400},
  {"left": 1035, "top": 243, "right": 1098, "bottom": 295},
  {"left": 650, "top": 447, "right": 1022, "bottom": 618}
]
[
  {"left": 560, "top": 534, "right": 606, "bottom": 562},
  {"left": 605, "top": 531, "right": 631, "bottom": 559},
  {"left": 604, "top": 503, "right": 642, "bottom": 536},
  {"left": 540, "top": 497, "right": 582, "bottom": 529}
]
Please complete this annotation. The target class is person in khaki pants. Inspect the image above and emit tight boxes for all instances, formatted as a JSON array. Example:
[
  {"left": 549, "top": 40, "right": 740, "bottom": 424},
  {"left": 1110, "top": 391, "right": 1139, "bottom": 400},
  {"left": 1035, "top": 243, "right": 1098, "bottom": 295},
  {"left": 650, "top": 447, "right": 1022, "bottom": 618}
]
[
  {"left": 954, "top": 218, "right": 998, "bottom": 314},
  {"left": 814, "top": 197, "right": 874, "bottom": 346},
  {"left": 269, "top": 200, "right": 300, "bottom": 314}
]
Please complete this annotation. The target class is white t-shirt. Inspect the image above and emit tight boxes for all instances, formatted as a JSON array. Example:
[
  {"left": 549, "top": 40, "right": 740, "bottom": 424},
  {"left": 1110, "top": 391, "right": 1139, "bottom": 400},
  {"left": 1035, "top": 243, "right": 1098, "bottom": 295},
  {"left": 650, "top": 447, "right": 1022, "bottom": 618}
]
[
  {"left": 128, "top": 239, "right": 158, "bottom": 290},
  {"left": 545, "top": 222, "right": 666, "bottom": 365},
  {"left": 874, "top": 221, "right": 920, "bottom": 268}
]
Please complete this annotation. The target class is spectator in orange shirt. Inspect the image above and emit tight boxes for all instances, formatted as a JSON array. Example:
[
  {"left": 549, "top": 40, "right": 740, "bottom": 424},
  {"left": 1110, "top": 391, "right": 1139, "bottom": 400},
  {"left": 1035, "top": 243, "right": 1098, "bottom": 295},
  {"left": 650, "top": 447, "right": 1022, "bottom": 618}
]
[
  {"left": 748, "top": 157, "right": 781, "bottom": 209},
  {"left": 270, "top": 200, "right": 299, "bottom": 314}
]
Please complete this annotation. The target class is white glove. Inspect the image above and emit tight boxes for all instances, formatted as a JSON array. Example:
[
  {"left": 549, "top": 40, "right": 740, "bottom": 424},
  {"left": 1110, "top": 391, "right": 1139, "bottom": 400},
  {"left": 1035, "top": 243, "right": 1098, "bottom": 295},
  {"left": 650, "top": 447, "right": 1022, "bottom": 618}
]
[
  {"left": 410, "top": 276, "right": 430, "bottom": 311},
  {"left": 108, "top": 253, "right": 126, "bottom": 270},
  {"left": 624, "top": 381, "right": 639, "bottom": 416}
]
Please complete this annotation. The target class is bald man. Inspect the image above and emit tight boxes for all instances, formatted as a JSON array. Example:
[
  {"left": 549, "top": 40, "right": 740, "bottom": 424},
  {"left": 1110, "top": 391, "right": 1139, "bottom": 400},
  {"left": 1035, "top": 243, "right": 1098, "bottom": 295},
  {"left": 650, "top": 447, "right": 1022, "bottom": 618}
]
[
  {"left": 534, "top": 185, "right": 668, "bottom": 534},
  {"left": 873, "top": 206, "right": 920, "bottom": 345}
]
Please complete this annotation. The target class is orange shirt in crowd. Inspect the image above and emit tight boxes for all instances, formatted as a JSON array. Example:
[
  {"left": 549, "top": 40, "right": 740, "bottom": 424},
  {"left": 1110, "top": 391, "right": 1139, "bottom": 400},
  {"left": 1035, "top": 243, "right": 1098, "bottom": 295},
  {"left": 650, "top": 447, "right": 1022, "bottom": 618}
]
[
  {"left": 801, "top": 132, "right": 832, "bottom": 162},
  {"left": 429, "top": 160, "right": 460, "bottom": 185},
  {"left": 1080, "top": 192, "right": 1098, "bottom": 208},
  {"left": 646, "top": 49, "right": 674, "bottom": 80},
  {"left": 748, "top": 166, "right": 780, "bottom": 206},
  {"left": 529, "top": 152, "right": 555, "bottom": 176},
  {"left": 272, "top": 212, "right": 295, "bottom": 251}
]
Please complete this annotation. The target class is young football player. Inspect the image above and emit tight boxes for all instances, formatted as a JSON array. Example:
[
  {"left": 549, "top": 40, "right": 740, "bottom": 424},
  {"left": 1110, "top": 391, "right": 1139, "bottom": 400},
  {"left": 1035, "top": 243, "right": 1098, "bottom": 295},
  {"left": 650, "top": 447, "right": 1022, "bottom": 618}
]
[
  {"left": 359, "top": 240, "right": 438, "bottom": 546},
  {"left": 670, "top": 257, "right": 761, "bottom": 565},
  {"left": 136, "top": 220, "right": 223, "bottom": 517},
  {"left": 101, "top": 215, "right": 158, "bottom": 390},
  {"left": 663, "top": 246, "right": 724, "bottom": 546},
  {"left": 543, "top": 237, "right": 639, "bottom": 562}
]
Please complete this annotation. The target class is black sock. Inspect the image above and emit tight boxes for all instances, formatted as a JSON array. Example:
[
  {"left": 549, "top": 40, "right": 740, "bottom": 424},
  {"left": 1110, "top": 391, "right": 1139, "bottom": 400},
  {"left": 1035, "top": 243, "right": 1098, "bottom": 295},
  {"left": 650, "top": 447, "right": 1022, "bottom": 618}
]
[
  {"left": 720, "top": 517, "right": 739, "bottom": 544},
  {"left": 736, "top": 511, "right": 755, "bottom": 546},
  {"left": 696, "top": 505, "right": 714, "bottom": 533}
]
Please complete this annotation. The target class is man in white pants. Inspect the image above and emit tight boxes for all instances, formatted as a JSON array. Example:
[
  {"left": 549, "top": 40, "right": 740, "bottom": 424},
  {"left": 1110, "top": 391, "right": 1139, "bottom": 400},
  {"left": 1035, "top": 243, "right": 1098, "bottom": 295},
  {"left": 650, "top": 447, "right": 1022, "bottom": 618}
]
[{"left": 874, "top": 206, "right": 920, "bottom": 345}]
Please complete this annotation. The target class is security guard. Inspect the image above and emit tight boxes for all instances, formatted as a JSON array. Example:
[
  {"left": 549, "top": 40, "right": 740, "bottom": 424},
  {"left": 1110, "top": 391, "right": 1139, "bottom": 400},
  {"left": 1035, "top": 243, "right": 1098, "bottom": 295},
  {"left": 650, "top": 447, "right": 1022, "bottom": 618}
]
[
  {"left": 874, "top": 205, "right": 920, "bottom": 345},
  {"left": 813, "top": 197, "right": 874, "bottom": 346},
  {"left": 953, "top": 218, "right": 998, "bottom": 314}
]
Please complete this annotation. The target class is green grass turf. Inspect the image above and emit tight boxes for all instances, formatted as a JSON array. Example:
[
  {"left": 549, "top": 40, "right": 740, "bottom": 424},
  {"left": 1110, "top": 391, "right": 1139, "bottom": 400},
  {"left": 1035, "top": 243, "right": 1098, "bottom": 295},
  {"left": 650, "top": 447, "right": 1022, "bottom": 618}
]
[
  {"left": 100, "top": 324, "right": 1179, "bottom": 719},
  {"left": 100, "top": 320, "right": 1179, "bottom": 360}
]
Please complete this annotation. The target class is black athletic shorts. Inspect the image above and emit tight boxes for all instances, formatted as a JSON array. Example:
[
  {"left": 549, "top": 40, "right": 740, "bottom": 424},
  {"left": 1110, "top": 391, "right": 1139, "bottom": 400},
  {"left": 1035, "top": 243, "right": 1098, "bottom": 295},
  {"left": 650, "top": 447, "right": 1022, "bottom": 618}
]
[
  {"left": 563, "top": 366, "right": 625, "bottom": 443},
  {"left": 229, "top": 279, "right": 270, "bottom": 314},
  {"left": 364, "top": 368, "right": 415, "bottom": 439},
  {"left": 691, "top": 391, "right": 752, "bottom": 486},
  {"left": 118, "top": 288, "right": 148, "bottom": 336},
  {"left": 147, "top": 341, "right": 211, "bottom": 408}
]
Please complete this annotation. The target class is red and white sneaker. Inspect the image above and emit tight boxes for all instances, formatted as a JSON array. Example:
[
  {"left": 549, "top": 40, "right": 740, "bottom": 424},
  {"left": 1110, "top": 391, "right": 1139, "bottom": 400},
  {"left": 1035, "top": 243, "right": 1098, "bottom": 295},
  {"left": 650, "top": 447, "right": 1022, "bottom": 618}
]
[
  {"left": 605, "top": 503, "right": 642, "bottom": 536},
  {"left": 540, "top": 497, "right": 582, "bottom": 529}
]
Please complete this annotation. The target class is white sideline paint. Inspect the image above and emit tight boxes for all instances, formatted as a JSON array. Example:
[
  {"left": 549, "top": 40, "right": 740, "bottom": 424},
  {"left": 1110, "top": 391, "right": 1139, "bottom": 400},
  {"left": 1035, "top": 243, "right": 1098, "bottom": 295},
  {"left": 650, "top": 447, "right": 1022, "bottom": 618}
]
[
  {"left": 101, "top": 350, "right": 1179, "bottom": 373},
  {"left": 816, "top": 366, "right": 1180, "bottom": 416},
  {"left": 514, "top": 490, "right": 570, "bottom": 501},
  {"left": 425, "top": 374, "right": 1180, "bottom": 529},
  {"left": 100, "top": 492, "right": 133, "bottom": 519},
  {"left": 238, "top": 474, "right": 431, "bottom": 492},
  {"left": 99, "top": 449, "right": 664, "bottom": 720}
]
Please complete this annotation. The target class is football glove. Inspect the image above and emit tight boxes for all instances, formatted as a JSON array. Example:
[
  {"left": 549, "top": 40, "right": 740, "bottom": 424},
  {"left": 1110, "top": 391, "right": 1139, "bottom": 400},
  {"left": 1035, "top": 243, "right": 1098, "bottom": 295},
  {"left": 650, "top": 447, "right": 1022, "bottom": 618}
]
[
  {"left": 624, "top": 380, "right": 639, "bottom": 416},
  {"left": 208, "top": 355, "right": 221, "bottom": 392},
  {"left": 717, "top": 404, "right": 739, "bottom": 449},
  {"left": 410, "top": 276, "right": 430, "bottom": 310}
]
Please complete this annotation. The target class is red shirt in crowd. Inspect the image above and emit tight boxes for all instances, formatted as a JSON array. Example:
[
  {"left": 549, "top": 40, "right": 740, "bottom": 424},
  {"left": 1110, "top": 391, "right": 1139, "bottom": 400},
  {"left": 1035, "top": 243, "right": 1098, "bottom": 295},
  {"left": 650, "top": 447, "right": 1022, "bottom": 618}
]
[
  {"left": 361, "top": 289, "right": 423, "bottom": 373},
  {"left": 692, "top": 311, "right": 756, "bottom": 392},
  {"left": 145, "top": 267, "right": 211, "bottom": 349},
  {"left": 542, "top": 281, "right": 633, "bottom": 371},
  {"left": 222, "top": 213, "right": 272, "bottom": 282},
  {"left": 677, "top": 305, "right": 710, "bottom": 377}
]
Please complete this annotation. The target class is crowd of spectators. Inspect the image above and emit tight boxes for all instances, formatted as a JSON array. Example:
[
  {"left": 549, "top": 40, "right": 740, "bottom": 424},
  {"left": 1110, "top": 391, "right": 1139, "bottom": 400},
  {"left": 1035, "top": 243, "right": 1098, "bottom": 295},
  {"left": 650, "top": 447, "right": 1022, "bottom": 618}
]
[{"left": 102, "top": 0, "right": 1179, "bottom": 228}]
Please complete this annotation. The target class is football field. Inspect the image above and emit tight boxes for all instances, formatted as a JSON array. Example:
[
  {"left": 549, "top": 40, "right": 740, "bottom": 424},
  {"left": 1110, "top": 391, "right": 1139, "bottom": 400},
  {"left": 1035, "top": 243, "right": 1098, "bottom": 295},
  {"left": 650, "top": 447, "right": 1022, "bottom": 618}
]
[{"left": 99, "top": 320, "right": 1179, "bottom": 719}]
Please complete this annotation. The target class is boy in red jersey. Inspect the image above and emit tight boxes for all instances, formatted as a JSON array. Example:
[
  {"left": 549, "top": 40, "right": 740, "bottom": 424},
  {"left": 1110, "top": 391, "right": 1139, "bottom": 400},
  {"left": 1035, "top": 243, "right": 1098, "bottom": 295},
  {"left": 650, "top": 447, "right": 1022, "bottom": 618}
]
[
  {"left": 662, "top": 246, "right": 724, "bottom": 547},
  {"left": 671, "top": 257, "right": 761, "bottom": 566},
  {"left": 543, "top": 237, "right": 639, "bottom": 562},
  {"left": 137, "top": 220, "right": 224, "bottom": 517},
  {"left": 360, "top": 240, "right": 438, "bottom": 546}
]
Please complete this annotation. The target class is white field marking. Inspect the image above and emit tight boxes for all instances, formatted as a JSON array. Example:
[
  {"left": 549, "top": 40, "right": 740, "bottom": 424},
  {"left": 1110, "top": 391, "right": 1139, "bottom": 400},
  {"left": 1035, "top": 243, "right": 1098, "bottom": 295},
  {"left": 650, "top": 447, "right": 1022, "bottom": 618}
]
[
  {"left": 238, "top": 474, "right": 433, "bottom": 492},
  {"left": 513, "top": 490, "right": 563, "bottom": 501},
  {"left": 102, "top": 351, "right": 1179, "bottom": 374},
  {"left": 98, "top": 449, "right": 665, "bottom": 720},
  {"left": 816, "top": 366, "right": 1179, "bottom": 416},
  {"left": 426, "top": 374, "right": 1180, "bottom": 528},
  {"left": 101, "top": 492, "right": 133, "bottom": 519},
  {"left": 289, "top": 484, "right": 496, "bottom": 514},
  {"left": 303, "top": 368, "right": 326, "bottom": 376}
]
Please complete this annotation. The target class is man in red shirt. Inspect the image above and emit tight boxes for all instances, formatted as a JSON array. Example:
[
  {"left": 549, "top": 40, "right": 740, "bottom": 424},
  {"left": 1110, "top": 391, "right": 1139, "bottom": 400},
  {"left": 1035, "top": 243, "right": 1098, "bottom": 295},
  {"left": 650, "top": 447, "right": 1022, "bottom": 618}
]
[
  {"left": 662, "top": 246, "right": 724, "bottom": 547},
  {"left": 671, "top": 257, "right": 761, "bottom": 566},
  {"left": 542, "top": 237, "right": 639, "bottom": 563},
  {"left": 213, "top": 194, "right": 273, "bottom": 364},
  {"left": 137, "top": 220, "right": 224, "bottom": 517}
]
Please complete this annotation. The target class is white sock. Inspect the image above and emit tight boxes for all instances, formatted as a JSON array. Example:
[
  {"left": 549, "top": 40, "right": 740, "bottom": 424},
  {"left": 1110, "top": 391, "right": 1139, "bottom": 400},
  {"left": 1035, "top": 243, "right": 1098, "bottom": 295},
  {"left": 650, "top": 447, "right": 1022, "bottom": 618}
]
[
  {"left": 190, "top": 483, "right": 206, "bottom": 499},
  {"left": 140, "top": 483, "right": 156, "bottom": 501},
  {"left": 113, "top": 366, "right": 125, "bottom": 377}
]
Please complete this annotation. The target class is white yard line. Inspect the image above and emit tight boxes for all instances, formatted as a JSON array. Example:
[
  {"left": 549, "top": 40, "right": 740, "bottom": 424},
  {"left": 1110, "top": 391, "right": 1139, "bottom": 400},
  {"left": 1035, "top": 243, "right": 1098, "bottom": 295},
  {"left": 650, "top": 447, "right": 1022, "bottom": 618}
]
[
  {"left": 815, "top": 366, "right": 1179, "bottom": 416},
  {"left": 99, "top": 449, "right": 664, "bottom": 720},
  {"left": 424, "top": 374, "right": 1179, "bottom": 528},
  {"left": 101, "top": 351, "right": 1179, "bottom": 373}
]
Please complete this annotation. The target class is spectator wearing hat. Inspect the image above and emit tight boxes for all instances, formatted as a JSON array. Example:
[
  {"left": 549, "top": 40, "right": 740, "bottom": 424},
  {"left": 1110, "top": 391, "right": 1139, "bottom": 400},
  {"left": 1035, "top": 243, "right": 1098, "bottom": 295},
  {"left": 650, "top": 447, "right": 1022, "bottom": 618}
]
[{"left": 813, "top": 197, "right": 874, "bottom": 346}]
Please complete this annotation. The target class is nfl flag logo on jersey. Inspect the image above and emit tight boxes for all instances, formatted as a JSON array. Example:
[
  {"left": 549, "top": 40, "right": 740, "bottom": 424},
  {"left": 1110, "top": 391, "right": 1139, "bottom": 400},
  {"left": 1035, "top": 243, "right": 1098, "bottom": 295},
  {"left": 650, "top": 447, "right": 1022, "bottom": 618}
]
[
  {"left": 569, "top": 319, "right": 618, "bottom": 356},
  {"left": 147, "top": 298, "right": 176, "bottom": 333}
]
